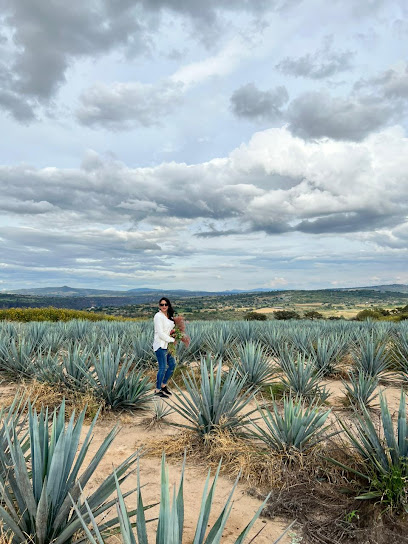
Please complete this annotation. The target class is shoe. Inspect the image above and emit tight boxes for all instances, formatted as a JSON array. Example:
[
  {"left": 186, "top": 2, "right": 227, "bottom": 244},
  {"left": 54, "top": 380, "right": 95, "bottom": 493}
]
[
  {"left": 155, "top": 390, "right": 169, "bottom": 398},
  {"left": 161, "top": 385, "right": 172, "bottom": 396}
]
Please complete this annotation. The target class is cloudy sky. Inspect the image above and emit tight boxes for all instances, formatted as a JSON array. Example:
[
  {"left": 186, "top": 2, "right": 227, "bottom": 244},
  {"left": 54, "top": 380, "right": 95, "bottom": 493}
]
[{"left": 1, "top": 0, "right": 408, "bottom": 292}]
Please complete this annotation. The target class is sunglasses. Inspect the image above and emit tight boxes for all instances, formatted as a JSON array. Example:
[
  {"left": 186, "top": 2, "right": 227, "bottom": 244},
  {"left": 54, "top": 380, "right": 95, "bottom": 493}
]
[{"left": 159, "top": 303, "right": 168, "bottom": 306}]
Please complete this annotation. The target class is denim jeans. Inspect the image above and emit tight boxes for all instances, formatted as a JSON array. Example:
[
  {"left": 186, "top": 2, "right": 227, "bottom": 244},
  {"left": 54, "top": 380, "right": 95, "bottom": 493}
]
[{"left": 155, "top": 347, "right": 176, "bottom": 389}]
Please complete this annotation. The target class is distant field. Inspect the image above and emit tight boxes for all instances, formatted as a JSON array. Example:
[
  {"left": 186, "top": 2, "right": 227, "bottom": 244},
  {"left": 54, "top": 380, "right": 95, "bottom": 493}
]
[{"left": 2, "top": 287, "right": 408, "bottom": 320}]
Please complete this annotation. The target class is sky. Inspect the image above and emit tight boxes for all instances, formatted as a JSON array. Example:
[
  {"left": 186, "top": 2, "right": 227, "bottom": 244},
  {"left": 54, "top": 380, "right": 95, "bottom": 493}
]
[{"left": 1, "top": 0, "right": 408, "bottom": 292}]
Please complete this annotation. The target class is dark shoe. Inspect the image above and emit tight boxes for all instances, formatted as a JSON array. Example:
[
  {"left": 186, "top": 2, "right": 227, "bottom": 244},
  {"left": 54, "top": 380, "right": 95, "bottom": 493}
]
[
  {"left": 161, "top": 385, "right": 172, "bottom": 396},
  {"left": 155, "top": 390, "right": 168, "bottom": 398}
]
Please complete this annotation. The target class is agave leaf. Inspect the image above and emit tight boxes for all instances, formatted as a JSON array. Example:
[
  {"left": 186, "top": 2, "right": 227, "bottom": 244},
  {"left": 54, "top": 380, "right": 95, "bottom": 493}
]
[
  {"left": 157, "top": 453, "right": 170, "bottom": 543},
  {"left": 232, "top": 493, "right": 272, "bottom": 544},
  {"left": 356, "top": 490, "right": 382, "bottom": 500},
  {"left": 69, "top": 492, "right": 105, "bottom": 544},
  {"left": 136, "top": 459, "right": 148, "bottom": 544},
  {"left": 397, "top": 390, "right": 407, "bottom": 458},
  {"left": 176, "top": 453, "right": 186, "bottom": 544},
  {"left": 36, "top": 478, "right": 49, "bottom": 544},
  {"left": 193, "top": 460, "right": 222, "bottom": 544},
  {"left": 379, "top": 391, "right": 399, "bottom": 466},
  {"left": 114, "top": 473, "right": 137, "bottom": 544},
  {"left": 0, "top": 475, "right": 23, "bottom": 531},
  {"left": 203, "top": 473, "right": 239, "bottom": 544},
  {"left": 5, "top": 425, "right": 37, "bottom": 518},
  {"left": 0, "top": 505, "right": 27, "bottom": 543}
]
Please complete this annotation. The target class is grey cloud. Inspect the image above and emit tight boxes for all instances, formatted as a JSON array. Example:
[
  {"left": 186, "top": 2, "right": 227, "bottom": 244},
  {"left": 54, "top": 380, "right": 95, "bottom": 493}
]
[
  {"left": 0, "top": 226, "right": 160, "bottom": 253},
  {"left": 0, "top": 89, "right": 36, "bottom": 122},
  {"left": 249, "top": 220, "right": 292, "bottom": 234},
  {"left": 77, "top": 80, "right": 184, "bottom": 129},
  {"left": 295, "top": 211, "right": 402, "bottom": 234},
  {"left": 230, "top": 84, "right": 396, "bottom": 141},
  {"left": 355, "top": 65, "right": 408, "bottom": 99},
  {"left": 287, "top": 92, "right": 394, "bottom": 141},
  {"left": 276, "top": 36, "right": 354, "bottom": 80},
  {"left": 230, "top": 83, "right": 289, "bottom": 121},
  {"left": 195, "top": 226, "right": 245, "bottom": 237},
  {"left": 141, "top": 0, "right": 296, "bottom": 21},
  {"left": 0, "top": 0, "right": 294, "bottom": 121},
  {"left": 1, "top": 0, "right": 153, "bottom": 119},
  {"left": 0, "top": 199, "right": 55, "bottom": 214}
]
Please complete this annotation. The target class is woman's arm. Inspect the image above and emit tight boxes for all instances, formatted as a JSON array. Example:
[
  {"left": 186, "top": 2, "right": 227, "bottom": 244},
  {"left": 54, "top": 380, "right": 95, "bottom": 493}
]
[{"left": 154, "top": 313, "right": 175, "bottom": 343}]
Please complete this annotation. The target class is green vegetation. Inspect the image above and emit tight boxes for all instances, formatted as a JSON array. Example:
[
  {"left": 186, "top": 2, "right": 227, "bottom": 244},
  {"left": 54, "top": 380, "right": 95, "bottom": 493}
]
[
  {"left": 342, "top": 370, "right": 379, "bottom": 409},
  {"left": 333, "top": 391, "right": 408, "bottom": 511},
  {"left": 0, "top": 306, "right": 126, "bottom": 322},
  {"left": 245, "top": 395, "right": 334, "bottom": 453},
  {"left": 233, "top": 341, "right": 274, "bottom": 387},
  {"left": 277, "top": 346, "right": 329, "bottom": 401},
  {"left": 169, "top": 357, "right": 258, "bottom": 436},
  {"left": 83, "top": 346, "right": 152, "bottom": 410},
  {"left": 244, "top": 311, "right": 267, "bottom": 320},
  {"left": 273, "top": 310, "right": 301, "bottom": 320}
]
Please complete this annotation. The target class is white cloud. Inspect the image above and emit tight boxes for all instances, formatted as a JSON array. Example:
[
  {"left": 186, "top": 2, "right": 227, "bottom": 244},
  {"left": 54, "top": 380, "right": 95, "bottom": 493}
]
[{"left": 171, "top": 38, "right": 249, "bottom": 87}]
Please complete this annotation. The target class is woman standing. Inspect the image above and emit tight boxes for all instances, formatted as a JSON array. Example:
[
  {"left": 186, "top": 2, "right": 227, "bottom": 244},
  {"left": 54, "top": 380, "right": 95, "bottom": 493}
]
[{"left": 153, "top": 297, "right": 176, "bottom": 397}]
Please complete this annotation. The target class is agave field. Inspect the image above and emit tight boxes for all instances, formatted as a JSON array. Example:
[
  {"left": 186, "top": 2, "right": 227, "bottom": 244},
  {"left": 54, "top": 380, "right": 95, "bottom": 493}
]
[{"left": 0, "top": 318, "right": 407, "bottom": 543}]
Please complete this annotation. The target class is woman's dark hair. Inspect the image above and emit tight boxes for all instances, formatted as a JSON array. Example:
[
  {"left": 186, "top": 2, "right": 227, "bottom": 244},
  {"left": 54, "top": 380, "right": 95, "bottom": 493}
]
[{"left": 159, "top": 297, "right": 174, "bottom": 321}]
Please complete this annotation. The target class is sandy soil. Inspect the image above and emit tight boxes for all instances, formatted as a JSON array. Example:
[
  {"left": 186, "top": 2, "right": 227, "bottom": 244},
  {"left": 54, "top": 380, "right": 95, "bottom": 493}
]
[{"left": 84, "top": 413, "right": 292, "bottom": 544}]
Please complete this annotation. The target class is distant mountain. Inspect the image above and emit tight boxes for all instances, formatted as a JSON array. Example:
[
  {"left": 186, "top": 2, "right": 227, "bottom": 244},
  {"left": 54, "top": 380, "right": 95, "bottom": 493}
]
[
  {"left": 9, "top": 285, "right": 127, "bottom": 297},
  {"left": 343, "top": 284, "right": 408, "bottom": 294},
  {"left": 9, "top": 283, "right": 408, "bottom": 299},
  {"left": 9, "top": 285, "right": 275, "bottom": 297}
]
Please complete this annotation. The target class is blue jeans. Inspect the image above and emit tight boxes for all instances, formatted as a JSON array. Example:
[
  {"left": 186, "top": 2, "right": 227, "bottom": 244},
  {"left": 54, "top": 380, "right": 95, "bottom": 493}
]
[{"left": 155, "top": 348, "right": 176, "bottom": 389}]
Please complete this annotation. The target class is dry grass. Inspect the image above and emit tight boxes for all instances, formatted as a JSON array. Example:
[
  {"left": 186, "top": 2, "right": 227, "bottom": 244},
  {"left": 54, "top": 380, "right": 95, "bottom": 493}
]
[
  {"left": 0, "top": 523, "right": 13, "bottom": 544},
  {"left": 10, "top": 380, "right": 103, "bottom": 421},
  {"left": 145, "top": 427, "right": 345, "bottom": 492},
  {"left": 146, "top": 430, "right": 200, "bottom": 458}
]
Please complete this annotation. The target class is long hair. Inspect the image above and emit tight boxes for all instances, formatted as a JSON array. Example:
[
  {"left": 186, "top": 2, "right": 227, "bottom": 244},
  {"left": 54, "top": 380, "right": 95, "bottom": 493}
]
[{"left": 159, "top": 296, "right": 174, "bottom": 321}]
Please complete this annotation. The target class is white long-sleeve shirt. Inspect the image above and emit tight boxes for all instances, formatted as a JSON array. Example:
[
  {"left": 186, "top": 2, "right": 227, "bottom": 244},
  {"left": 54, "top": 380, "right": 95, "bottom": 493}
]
[{"left": 153, "top": 311, "right": 175, "bottom": 351}]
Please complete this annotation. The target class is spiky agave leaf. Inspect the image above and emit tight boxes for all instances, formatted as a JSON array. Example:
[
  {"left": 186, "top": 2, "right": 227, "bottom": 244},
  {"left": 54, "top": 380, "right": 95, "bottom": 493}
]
[
  {"left": 351, "top": 333, "right": 391, "bottom": 378},
  {"left": 61, "top": 343, "right": 93, "bottom": 391},
  {"left": 204, "top": 327, "right": 234, "bottom": 361},
  {"left": 245, "top": 395, "right": 335, "bottom": 453},
  {"left": 32, "top": 348, "right": 64, "bottom": 384},
  {"left": 73, "top": 452, "right": 285, "bottom": 544},
  {"left": 168, "top": 357, "right": 258, "bottom": 436},
  {"left": 0, "top": 400, "right": 140, "bottom": 544},
  {"left": 258, "top": 324, "right": 286, "bottom": 357},
  {"left": 277, "top": 346, "right": 329, "bottom": 402},
  {"left": 0, "top": 337, "right": 37, "bottom": 378},
  {"left": 83, "top": 346, "right": 152, "bottom": 410},
  {"left": 0, "top": 392, "right": 30, "bottom": 481},
  {"left": 308, "top": 335, "right": 345, "bottom": 377},
  {"left": 342, "top": 371, "right": 379, "bottom": 409},
  {"left": 232, "top": 341, "right": 275, "bottom": 387},
  {"left": 331, "top": 389, "right": 408, "bottom": 510},
  {"left": 392, "top": 331, "right": 408, "bottom": 381}
]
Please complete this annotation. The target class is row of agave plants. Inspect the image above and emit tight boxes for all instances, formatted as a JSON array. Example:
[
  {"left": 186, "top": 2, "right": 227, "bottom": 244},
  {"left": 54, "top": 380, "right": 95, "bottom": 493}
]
[
  {"left": 0, "top": 319, "right": 407, "bottom": 411},
  {"left": 0, "top": 354, "right": 407, "bottom": 543}
]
